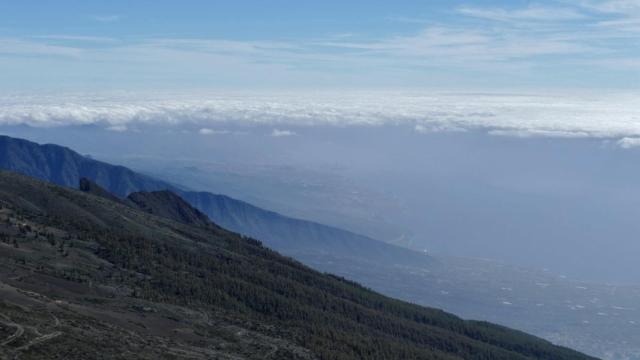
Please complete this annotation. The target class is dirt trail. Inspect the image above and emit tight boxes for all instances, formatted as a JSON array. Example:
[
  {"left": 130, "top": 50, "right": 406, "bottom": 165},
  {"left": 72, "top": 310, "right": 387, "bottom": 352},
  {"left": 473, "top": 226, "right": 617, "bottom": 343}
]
[
  {"left": 0, "top": 314, "right": 25, "bottom": 346},
  {"left": 15, "top": 331, "right": 62, "bottom": 352},
  {"left": 51, "top": 313, "right": 60, "bottom": 327},
  {"left": 0, "top": 301, "right": 63, "bottom": 354}
]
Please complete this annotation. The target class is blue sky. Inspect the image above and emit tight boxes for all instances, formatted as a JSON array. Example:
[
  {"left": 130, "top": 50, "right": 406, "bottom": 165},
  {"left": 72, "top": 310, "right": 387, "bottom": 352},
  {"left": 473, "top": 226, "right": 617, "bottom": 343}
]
[{"left": 0, "top": 0, "right": 638, "bottom": 91}]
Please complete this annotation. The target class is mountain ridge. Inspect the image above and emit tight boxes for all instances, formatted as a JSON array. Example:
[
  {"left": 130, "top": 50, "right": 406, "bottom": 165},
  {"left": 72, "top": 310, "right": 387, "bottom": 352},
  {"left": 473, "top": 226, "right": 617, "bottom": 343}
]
[{"left": 0, "top": 134, "right": 432, "bottom": 268}]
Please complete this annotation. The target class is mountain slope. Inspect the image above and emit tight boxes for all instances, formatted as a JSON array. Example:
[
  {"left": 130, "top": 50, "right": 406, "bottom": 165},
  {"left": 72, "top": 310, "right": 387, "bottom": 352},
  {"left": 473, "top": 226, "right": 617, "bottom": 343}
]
[
  {"left": 181, "top": 190, "right": 431, "bottom": 266},
  {"left": 127, "top": 190, "right": 212, "bottom": 227},
  {"left": 79, "top": 177, "right": 126, "bottom": 204},
  {"left": 0, "top": 135, "right": 171, "bottom": 197},
  {"left": 0, "top": 170, "right": 595, "bottom": 359},
  {"left": 0, "top": 134, "right": 431, "bottom": 268}
]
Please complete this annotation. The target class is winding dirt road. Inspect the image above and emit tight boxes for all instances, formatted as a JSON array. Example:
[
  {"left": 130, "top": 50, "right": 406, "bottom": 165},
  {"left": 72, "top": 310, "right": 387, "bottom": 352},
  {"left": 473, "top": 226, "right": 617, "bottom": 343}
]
[{"left": 0, "top": 313, "right": 25, "bottom": 346}]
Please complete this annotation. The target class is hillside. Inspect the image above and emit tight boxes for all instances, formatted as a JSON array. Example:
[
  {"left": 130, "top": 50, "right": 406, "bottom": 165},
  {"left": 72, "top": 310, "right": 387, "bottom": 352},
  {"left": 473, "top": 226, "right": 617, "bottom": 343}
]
[
  {"left": 0, "top": 170, "right": 595, "bottom": 359},
  {"left": 0, "top": 135, "right": 170, "bottom": 197},
  {"left": 180, "top": 190, "right": 432, "bottom": 267},
  {"left": 127, "top": 190, "right": 212, "bottom": 227},
  {"left": 0, "top": 134, "right": 432, "bottom": 268},
  {"left": 79, "top": 177, "right": 126, "bottom": 204}
]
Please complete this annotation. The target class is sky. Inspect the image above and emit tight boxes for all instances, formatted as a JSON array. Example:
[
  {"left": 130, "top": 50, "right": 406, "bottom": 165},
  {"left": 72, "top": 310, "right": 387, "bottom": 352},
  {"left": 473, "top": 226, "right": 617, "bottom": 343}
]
[{"left": 0, "top": 0, "right": 639, "bottom": 91}]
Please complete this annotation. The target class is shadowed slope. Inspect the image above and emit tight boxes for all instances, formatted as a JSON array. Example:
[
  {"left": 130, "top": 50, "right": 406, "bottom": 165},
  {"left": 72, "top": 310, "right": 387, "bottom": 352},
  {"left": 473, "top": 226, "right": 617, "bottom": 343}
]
[
  {"left": 127, "top": 190, "right": 213, "bottom": 227},
  {"left": 79, "top": 177, "right": 126, "bottom": 204},
  {"left": 0, "top": 135, "right": 170, "bottom": 197}
]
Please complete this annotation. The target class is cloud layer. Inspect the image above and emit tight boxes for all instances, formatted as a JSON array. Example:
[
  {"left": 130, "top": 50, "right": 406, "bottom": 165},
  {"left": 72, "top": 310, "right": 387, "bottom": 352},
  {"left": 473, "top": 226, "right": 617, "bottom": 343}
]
[{"left": 1, "top": 91, "right": 639, "bottom": 144}]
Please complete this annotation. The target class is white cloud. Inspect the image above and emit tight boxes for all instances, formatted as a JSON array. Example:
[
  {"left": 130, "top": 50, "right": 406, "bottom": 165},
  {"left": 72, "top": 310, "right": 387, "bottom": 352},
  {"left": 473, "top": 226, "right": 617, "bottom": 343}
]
[
  {"left": 596, "top": 17, "right": 640, "bottom": 33},
  {"left": 385, "top": 16, "right": 432, "bottom": 24},
  {"left": 199, "top": 128, "right": 230, "bottom": 135},
  {"left": 488, "top": 129, "right": 591, "bottom": 138},
  {"left": 1, "top": 91, "right": 639, "bottom": 143},
  {"left": 414, "top": 124, "right": 430, "bottom": 134},
  {"left": 579, "top": 0, "right": 640, "bottom": 14},
  {"left": 319, "top": 25, "right": 595, "bottom": 64},
  {"left": 32, "top": 35, "right": 117, "bottom": 43},
  {"left": 458, "top": 5, "right": 586, "bottom": 22},
  {"left": 415, "top": 123, "right": 468, "bottom": 134},
  {"left": 106, "top": 124, "right": 128, "bottom": 132},
  {"left": 271, "top": 129, "right": 296, "bottom": 137},
  {"left": 92, "top": 15, "right": 122, "bottom": 23},
  {"left": 0, "top": 38, "right": 81, "bottom": 57},
  {"left": 578, "top": 1, "right": 640, "bottom": 35},
  {"left": 617, "top": 137, "right": 640, "bottom": 148}
]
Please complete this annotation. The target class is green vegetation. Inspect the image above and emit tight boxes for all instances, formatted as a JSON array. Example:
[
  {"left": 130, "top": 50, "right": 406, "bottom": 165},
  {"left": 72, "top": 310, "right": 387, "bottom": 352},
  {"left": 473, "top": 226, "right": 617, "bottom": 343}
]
[{"left": 0, "top": 171, "right": 596, "bottom": 359}]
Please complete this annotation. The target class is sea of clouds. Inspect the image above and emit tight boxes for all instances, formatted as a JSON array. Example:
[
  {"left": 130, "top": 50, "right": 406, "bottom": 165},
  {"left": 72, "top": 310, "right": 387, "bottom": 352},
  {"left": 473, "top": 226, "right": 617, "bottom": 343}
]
[{"left": 1, "top": 91, "right": 639, "bottom": 146}]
